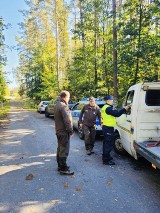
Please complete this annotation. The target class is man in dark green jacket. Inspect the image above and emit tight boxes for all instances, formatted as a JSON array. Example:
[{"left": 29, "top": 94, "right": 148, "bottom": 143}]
[
  {"left": 79, "top": 97, "right": 101, "bottom": 155},
  {"left": 54, "top": 91, "right": 74, "bottom": 175}
]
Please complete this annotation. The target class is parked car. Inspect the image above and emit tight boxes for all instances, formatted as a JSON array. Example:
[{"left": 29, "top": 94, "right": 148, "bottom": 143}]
[
  {"left": 37, "top": 101, "right": 50, "bottom": 113},
  {"left": 71, "top": 98, "right": 105, "bottom": 139},
  {"left": 45, "top": 99, "right": 76, "bottom": 117},
  {"left": 45, "top": 99, "right": 58, "bottom": 117}
]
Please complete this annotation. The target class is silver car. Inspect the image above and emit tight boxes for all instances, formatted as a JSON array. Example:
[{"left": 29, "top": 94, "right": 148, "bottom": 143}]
[{"left": 37, "top": 101, "right": 50, "bottom": 113}]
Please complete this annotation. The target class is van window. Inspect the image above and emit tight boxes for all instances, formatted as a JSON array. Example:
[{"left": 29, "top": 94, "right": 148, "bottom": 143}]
[
  {"left": 145, "top": 90, "right": 160, "bottom": 106},
  {"left": 126, "top": 90, "right": 134, "bottom": 105},
  {"left": 125, "top": 90, "right": 134, "bottom": 115}
]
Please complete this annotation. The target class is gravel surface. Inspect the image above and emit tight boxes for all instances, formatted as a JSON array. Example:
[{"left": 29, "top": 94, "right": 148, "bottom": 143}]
[{"left": 0, "top": 100, "right": 160, "bottom": 213}]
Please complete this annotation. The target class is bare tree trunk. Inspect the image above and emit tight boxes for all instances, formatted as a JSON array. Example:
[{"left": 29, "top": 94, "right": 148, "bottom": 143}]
[
  {"left": 55, "top": 0, "right": 60, "bottom": 92},
  {"left": 134, "top": 1, "right": 142, "bottom": 84},
  {"left": 94, "top": 4, "right": 98, "bottom": 97},
  {"left": 112, "top": 0, "right": 118, "bottom": 99}
]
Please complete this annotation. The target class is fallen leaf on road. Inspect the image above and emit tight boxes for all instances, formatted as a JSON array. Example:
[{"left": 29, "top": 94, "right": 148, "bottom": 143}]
[
  {"left": 64, "top": 183, "right": 70, "bottom": 187},
  {"left": 106, "top": 182, "right": 112, "bottom": 186},
  {"left": 76, "top": 188, "right": 81, "bottom": 191},
  {"left": 25, "top": 173, "right": 34, "bottom": 180}
]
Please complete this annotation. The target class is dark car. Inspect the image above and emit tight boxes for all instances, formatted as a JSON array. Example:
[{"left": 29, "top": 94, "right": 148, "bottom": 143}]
[{"left": 45, "top": 99, "right": 75, "bottom": 117}]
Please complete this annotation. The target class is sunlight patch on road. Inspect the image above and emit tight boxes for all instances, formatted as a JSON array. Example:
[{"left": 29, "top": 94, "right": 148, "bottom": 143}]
[
  {"left": 0, "top": 162, "right": 44, "bottom": 176},
  {"left": 1, "top": 129, "right": 35, "bottom": 139},
  {"left": 0, "top": 206, "right": 8, "bottom": 212},
  {"left": 0, "top": 153, "right": 18, "bottom": 161},
  {"left": 29, "top": 153, "right": 56, "bottom": 159},
  {"left": 18, "top": 200, "right": 62, "bottom": 213}
]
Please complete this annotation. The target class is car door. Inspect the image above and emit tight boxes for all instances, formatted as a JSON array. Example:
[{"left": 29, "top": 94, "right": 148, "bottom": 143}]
[{"left": 71, "top": 103, "right": 84, "bottom": 129}]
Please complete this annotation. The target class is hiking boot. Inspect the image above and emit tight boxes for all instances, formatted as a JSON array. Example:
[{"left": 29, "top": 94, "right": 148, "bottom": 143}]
[
  {"left": 86, "top": 150, "right": 91, "bottom": 155},
  {"left": 90, "top": 149, "right": 94, "bottom": 154},
  {"left": 59, "top": 169, "right": 74, "bottom": 176},
  {"left": 57, "top": 166, "right": 70, "bottom": 171},
  {"left": 103, "top": 160, "right": 115, "bottom": 165}
]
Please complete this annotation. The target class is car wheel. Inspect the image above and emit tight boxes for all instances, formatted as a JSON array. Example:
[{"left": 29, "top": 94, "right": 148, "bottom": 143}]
[
  {"left": 113, "top": 135, "right": 126, "bottom": 155},
  {"left": 78, "top": 126, "right": 84, "bottom": 140}
]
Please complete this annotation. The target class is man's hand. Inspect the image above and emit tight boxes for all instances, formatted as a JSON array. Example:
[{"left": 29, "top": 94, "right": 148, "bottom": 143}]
[
  {"left": 79, "top": 123, "right": 83, "bottom": 128},
  {"left": 125, "top": 105, "right": 131, "bottom": 111}
]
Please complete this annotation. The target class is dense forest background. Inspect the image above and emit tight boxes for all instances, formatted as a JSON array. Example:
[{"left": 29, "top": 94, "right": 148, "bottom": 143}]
[{"left": 1, "top": 0, "right": 160, "bottom": 105}]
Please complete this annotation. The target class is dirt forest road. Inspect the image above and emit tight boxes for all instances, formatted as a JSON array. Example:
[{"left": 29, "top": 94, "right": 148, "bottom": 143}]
[{"left": 0, "top": 100, "right": 160, "bottom": 213}]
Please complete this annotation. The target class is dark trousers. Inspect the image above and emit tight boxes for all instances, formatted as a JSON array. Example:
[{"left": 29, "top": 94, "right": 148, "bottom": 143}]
[
  {"left": 102, "top": 126, "right": 114, "bottom": 162},
  {"left": 83, "top": 125, "right": 96, "bottom": 151},
  {"left": 56, "top": 133, "right": 70, "bottom": 170}
]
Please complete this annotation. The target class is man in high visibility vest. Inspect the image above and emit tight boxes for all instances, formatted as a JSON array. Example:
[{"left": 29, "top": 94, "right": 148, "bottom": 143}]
[{"left": 101, "top": 95, "right": 130, "bottom": 165}]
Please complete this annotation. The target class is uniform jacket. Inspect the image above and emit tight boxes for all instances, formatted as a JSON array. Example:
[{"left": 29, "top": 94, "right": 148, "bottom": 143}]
[
  {"left": 79, "top": 104, "right": 101, "bottom": 127},
  {"left": 54, "top": 99, "right": 73, "bottom": 135},
  {"left": 105, "top": 104, "right": 126, "bottom": 117}
]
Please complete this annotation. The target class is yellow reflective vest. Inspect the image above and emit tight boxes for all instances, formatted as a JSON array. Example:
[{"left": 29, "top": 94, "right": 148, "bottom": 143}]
[{"left": 101, "top": 104, "right": 116, "bottom": 127}]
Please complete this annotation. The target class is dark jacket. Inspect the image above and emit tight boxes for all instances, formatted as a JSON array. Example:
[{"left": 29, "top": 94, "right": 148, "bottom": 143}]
[
  {"left": 79, "top": 104, "right": 101, "bottom": 127},
  {"left": 105, "top": 105, "right": 126, "bottom": 117},
  {"left": 54, "top": 99, "right": 73, "bottom": 135}
]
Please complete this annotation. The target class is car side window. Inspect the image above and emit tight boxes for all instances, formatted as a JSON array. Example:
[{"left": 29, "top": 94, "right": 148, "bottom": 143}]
[{"left": 77, "top": 104, "right": 84, "bottom": 110}]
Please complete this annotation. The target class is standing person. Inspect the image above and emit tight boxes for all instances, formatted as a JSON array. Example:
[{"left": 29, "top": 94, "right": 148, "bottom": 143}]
[
  {"left": 54, "top": 91, "right": 74, "bottom": 175},
  {"left": 79, "top": 97, "right": 101, "bottom": 155},
  {"left": 101, "top": 95, "right": 130, "bottom": 165}
]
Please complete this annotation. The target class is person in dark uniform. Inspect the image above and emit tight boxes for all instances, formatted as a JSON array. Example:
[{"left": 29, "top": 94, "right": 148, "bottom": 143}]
[
  {"left": 54, "top": 91, "right": 74, "bottom": 175},
  {"left": 79, "top": 97, "right": 101, "bottom": 155},
  {"left": 101, "top": 95, "right": 130, "bottom": 165}
]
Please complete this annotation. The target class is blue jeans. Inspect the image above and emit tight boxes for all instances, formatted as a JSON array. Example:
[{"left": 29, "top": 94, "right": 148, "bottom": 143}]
[{"left": 102, "top": 126, "right": 114, "bottom": 162}]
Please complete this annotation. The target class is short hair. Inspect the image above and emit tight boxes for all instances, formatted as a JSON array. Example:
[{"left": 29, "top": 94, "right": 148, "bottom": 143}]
[
  {"left": 89, "top": 96, "right": 95, "bottom": 101},
  {"left": 60, "top": 90, "right": 70, "bottom": 98}
]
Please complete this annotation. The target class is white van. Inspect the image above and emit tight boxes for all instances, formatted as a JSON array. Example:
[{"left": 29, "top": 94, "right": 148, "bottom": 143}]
[{"left": 114, "top": 82, "right": 160, "bottom": 169}]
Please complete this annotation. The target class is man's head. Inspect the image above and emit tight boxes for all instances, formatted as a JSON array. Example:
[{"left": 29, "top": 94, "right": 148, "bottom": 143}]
[
  {"left": 104, "top": 95, "right": 114, "bottom": 105},
  {"left": 89, "top": 96, "right": 95, "bottom": 107},
  {"left": 60, "top": 90, "right": 70, "bottom": 104}
]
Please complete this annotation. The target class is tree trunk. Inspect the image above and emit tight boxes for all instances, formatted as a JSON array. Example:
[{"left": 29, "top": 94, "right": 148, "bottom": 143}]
[
  {"left": 134, "top": 1, "right": 142, "bottom": 85},
  {"left": 55, "top": 0, "right": 60, "bottom": 92},
  {"left": 112, "top": 0, "right": 118, "bottom": 99}
]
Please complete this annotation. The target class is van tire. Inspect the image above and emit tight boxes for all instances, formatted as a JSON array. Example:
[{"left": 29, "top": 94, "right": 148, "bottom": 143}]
[{"left": 114, "top": 136, "right": 126, "bottom": 155}]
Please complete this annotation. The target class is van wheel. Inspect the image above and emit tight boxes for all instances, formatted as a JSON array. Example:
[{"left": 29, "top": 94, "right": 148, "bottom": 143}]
[
  {"left": 45, "top": 110, "right": 49, "bottom": 117},
  {"left": 114, "top": 136, "right": 126, "bottom": 155},
  {"left": 78, "top": 126, "right": 84, "bottom": 140}
]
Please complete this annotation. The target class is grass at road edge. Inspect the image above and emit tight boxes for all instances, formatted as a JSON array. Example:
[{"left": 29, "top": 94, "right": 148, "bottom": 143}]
[{"left": 0, "top": 102, "right": 10, "bottom": 119}]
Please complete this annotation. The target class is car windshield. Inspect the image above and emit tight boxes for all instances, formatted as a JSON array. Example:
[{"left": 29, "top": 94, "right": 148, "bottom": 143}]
[
  {"left": 42, "top": 101, "right": 50, "bottom": 105},
  {"left": 98, "top": 104, "right": 105, "bottom": 108}
]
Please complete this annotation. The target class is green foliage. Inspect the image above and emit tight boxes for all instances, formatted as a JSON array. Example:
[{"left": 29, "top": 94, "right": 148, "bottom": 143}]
[{"left": 15, "top": 0, "right": 160, "bottom": 103}]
